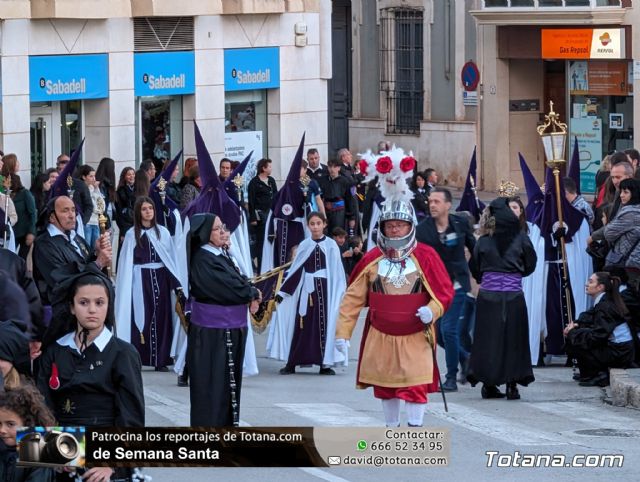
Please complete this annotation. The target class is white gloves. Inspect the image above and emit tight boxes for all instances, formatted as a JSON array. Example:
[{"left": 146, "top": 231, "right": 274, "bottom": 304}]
[
  {"left": 416, "top": 306, "right": 433, "bottom": 325},
  {"left": 334, "top": 338, "right": 350, "bottom": 367}
]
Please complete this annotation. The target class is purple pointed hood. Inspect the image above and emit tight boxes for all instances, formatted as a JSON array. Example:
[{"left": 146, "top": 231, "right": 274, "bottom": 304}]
[
  {"left": 182, "top": 122, "right": 241, "bottom": 233},
  {"left": 271, "top": 133, "right": 306, "bottom": 221},
  {"left": 567, "top": 136, "right": 581, "bottom": 196},
  {"left": 49, "top": 138, "right": 85, "bottom": 199},
  {"left": 456, "top": 146, "right": 485, "bottom": 220},
  {"left": 518, "top": 152, "right": 544, "bottom": 223}
]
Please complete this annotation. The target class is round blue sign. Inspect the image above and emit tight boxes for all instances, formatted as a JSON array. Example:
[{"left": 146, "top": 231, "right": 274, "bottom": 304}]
[{"left": 461, "top": 61, "right": 480, "bottom": 92}]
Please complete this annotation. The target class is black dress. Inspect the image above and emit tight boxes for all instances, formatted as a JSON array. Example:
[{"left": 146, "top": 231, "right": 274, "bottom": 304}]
[
  {"left": 467, "top": 233, "right": 537, "bottom": 387},
  {"left": 36, "top": 329, "right": 145, "bottom": 427},
  {"left": 247, "top": 175, "right": 277, "bottom": 267},
  {"left": 565, "top": 298, "right": 635, "bottom": 378},
  {"left": 188, "top": 246, "right": 260, "bottom": 426}
]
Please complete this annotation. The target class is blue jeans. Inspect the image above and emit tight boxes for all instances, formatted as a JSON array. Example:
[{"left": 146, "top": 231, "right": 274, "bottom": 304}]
[
  {"left": 459, "top": 293, "right": 476, "bottom": 355},
  {"left": 84, "top": 224, "right": 100, "bottom": 254},
  {"left": 437, "top": 288, "right": 468, "bottom": 380}
]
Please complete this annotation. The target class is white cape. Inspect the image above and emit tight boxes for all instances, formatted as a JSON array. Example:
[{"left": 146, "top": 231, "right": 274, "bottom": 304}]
[
  {"left": 522, "top": 222, "right": 548, "bottom": 365},
  {"left": 114, "top": 225, "right": 186, "bottom": 344},
  {"left": 366, "top": 202, "right": 381, "bottom": 251},
  {"left": 260, "top": 213, "right": 306, "bottom": 274},
  {"left": 566, "top": 218, "right": 593, "bottom": 317},
  {"left": 267, "top": 236, "right": 347, "bottom": 366}
]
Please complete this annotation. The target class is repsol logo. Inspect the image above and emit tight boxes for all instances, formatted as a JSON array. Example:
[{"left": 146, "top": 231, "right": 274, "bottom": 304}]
[
  {"left": 39, "top": 77, "right": 87, "bottom": 95},
  {"left": 142, "top": 73, "right": 186, "bottom": 90},
  {"left": 231, "top": 68, "right": 271, "bottom": 85}
]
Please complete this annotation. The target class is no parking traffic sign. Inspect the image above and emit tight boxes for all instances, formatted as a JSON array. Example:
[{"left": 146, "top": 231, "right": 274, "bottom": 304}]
[{"left": 461, "top": 61, "right": 480, "bottom": 92}]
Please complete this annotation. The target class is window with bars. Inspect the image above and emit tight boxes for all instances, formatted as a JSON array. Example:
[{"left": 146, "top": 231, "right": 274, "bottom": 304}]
[{"left": 380, "top": 8, "right": 424, "bottom": 135}]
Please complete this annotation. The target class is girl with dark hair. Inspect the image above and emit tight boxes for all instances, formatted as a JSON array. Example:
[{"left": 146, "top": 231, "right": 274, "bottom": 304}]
[
  {"left": 410, "top": 171, "right": 429, "bottom": 220},
  {"left": 269, "top": 212, "right": 347, "bottom": 375},
  {"left": 37, "top": 267, "right": 144, "bottom": 481},
  {"left": 133, "top": 169, "right": 150, "bottom": 199},
  {"left": 467, "top": 197, "right": 538, "bottom": 400},
  {"left": 31, "top": 168, "right": 59, "bottom": 216},
  {"left": 0, "top": 383, "right": 56, "bottom": 482},
  {"left": 96, "top": 157, "right": 117, "bottom": 214},
  {"left": 248, "top": 158, "right": 278, "bottom": 269},
  {"left": 115, "top": 166, "right": 136, "bottom": 246},
  {"left": 564, "top": 272, "right": 634, "bottom": 387},
  {"left": 507, "top": 197, "right": 529, "bottom": 233},
  {"left": 115, "top": 197, "right": 184, "bottom": 372}
]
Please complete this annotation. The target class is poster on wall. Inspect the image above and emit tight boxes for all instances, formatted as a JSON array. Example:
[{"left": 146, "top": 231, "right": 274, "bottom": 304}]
[
  {"left": 569, "top": 61, "right": 589, "bottom": 94},
  {"left": 224, "top": 130, "right": 263, "bottom": 163},
  {"left": 587, "top": 62, "right": 627, "bottom": 96},
  {"left": 570, "top": 117, "right": 603, "bottom": 193}
]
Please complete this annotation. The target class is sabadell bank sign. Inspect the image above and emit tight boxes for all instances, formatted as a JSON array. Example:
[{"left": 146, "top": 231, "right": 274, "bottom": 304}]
[
  {"left": 224, "top": 47, "right": 280, "bottom": 92},
  {"left": 29, "top": 54, "right": 109, "bottom": 102},
  {"left": 134, "top": 51, "right": 195, "bottom": 96}
]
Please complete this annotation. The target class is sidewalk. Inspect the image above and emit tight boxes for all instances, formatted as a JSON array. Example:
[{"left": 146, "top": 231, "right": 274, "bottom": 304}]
[{"left": 610, "top": 368, "right": 640, "bottom": 409}]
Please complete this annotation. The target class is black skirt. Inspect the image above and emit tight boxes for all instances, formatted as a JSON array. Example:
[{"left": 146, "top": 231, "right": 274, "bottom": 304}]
[
  {"left": 187, "top": 324, "right": 247, "bottom": 426},
  {"left": 467, "top": 289, "right": 535, "bottom": 387}
]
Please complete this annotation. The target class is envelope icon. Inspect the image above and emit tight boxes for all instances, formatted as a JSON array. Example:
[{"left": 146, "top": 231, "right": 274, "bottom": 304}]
[{"left": 328, "top": 456, "right": 341, "bottom": 465}]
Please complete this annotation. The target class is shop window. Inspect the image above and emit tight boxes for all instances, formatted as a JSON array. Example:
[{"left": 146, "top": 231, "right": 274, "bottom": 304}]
[
  {"left": 380, "top": 7, "right": 424, "bottom": 135},
  {"left": 224, "top": 90, "right": 268, "bottom": 160},
  {"left": 138, "top": 97, "right": 183, "bottom": 170},
  {"left": 483, "top": 0, "right": 620, "bottom": 6},
  {"left": 60, "top": 100, "right": 82, "bottom": 159},
  {"left": 568, "top": 60, "right": 633, "bottom": 193}
]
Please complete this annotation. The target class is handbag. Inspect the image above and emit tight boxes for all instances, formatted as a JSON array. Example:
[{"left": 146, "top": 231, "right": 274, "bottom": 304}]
[{"left": 586, "top": 238, "right": 609, "bottom": 261}]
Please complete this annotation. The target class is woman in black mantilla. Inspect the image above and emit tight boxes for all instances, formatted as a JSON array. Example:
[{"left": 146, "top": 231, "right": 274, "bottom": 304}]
[
  {"left": 467, "top": 197, "right": 537, "bottom": 400},
  {"left": 36, "top": 263, "right": 144, "bottom": 482},
  {"left": 188, "top": 213, "right": 261, "bottom": 427}
]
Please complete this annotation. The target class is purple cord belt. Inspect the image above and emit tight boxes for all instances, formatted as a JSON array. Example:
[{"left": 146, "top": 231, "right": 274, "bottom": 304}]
[
  {"left": 190, "top": 300, "right": 248, "bottom": 329},
  {"left": 480, "top": 272, "right": 522, "bottom": 292}
]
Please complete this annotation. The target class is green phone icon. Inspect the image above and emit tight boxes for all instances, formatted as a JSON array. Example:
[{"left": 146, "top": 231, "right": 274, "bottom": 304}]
[{"left": 357, "top": 440, "right": 367, "bottom": 451}]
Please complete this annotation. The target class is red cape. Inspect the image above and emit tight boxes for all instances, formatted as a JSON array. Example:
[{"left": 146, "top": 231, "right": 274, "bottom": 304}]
[{"left": 349, "top": 242, "right": 455, "bottom": 395}]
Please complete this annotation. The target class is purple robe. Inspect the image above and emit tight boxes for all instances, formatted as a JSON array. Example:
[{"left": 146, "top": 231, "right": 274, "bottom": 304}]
[
  {"left": 280, "top": 239, "right": 329, "bottom": 366},
  {"left": 130, "top": 233, "right": 178, "bottom": 367}
]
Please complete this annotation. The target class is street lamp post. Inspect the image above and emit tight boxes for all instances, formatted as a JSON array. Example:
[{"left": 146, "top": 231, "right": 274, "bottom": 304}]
[{"left": 537, "top": 100, "right": 573, "bottom": 326}]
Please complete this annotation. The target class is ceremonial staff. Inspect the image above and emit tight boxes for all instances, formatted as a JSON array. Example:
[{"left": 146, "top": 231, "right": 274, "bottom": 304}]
[
  {"left": 537, "top": 101, "right": 574, "bottom": 327},
  {"left": 232, "top": 172, "right": 244, "bottom": 221},
  {"left": 469, "top": 175, "right": 481, "bottom": 213},
  {"left": 2, "top": 176, "right": 10, "bottom": 246},
  {"left": 95, "top": 197, "right": 112, "bottom": 279},
  {"left": 300, "top": 173, "right": 311, "bottom": 216},
  {"left": 157, "top": 176, "right": 168, "bottom": 227}
]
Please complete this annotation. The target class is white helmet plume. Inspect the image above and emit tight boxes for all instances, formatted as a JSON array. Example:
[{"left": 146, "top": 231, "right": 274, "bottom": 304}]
[{"left": 357, "top": 145, "right": 416, "bottom": 206}]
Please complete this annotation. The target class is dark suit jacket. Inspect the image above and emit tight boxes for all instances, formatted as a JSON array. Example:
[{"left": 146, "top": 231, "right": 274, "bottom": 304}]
[
  {"left": 416, "top": 213, "right": 476, "bottom": 292},
  {"left": 0, "top": 250, "right": 44, "bottom": 339},
  {"left": 72, "top": 178, "right": 94, "bottom": 225}
]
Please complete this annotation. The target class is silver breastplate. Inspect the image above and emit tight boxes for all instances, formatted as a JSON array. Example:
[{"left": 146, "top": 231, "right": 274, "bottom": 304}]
[{"left": 377, "top": 257, "right": 418, "bottom": 289}]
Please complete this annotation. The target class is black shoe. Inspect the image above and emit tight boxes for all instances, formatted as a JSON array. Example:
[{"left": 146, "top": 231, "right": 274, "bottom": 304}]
[
  {"left": 506, "top": 382, "right": 520, "bottom": 400},
  {"left": 439, "top": 378, "right": 458, "bottom": 392},
  {"left": 481, "top": 385, "right": 505, "bottom": 399},
  {"left": 319, "top": 367, "right": 336, "bottom": 375},
  {"left": 579, "top": 372, "right": 609, "bottom": 387},
  {"left": 155, "top": 366, "right": 169, "bottom": 372},
  {"left": 279, "top": 365, "right": 296, "bottom": 375},
  {"left": 177, "top": 374, "right": 188, "bottom": 387}
]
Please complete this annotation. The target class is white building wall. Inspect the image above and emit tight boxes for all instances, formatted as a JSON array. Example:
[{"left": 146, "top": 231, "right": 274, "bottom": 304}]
[{"left": 1, "top": 9, "right": 328, "bottom": 186}]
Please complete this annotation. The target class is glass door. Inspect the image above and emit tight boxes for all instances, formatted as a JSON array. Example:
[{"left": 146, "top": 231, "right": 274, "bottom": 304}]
[
  {"left": 137, "top": 96, "right": 183, "bottom": 168},
  {"left": 30, "top": 113, "right": 53, "bottom": 184}
]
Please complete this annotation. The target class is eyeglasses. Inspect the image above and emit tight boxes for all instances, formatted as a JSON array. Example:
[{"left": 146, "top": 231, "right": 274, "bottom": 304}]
[{"left": 212, "top": 224, "right": 227, "bottom": 233}]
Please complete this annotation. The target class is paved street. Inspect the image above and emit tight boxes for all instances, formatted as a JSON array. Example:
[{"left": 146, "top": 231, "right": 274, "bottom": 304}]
[{"left": 140, "top": 314, "right": 640, "bottom": 482}]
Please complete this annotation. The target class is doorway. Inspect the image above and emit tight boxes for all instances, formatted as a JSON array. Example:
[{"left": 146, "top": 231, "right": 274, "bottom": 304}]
[
  {"left": 137, "top": 96, "right": 183, "bottom": 170},
  {"left": 30, "top": 113, "right": 53, "bottom": 184}
]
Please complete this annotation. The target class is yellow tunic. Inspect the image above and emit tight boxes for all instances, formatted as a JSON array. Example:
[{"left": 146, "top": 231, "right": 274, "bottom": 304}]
[{"left": 337, "top": 255, "right": 443, "bottom": 389}]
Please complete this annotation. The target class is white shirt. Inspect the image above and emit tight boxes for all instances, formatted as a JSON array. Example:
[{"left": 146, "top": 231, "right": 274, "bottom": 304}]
[{"left": 48, "top": 223, "right": 82, "bottom": 256}]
